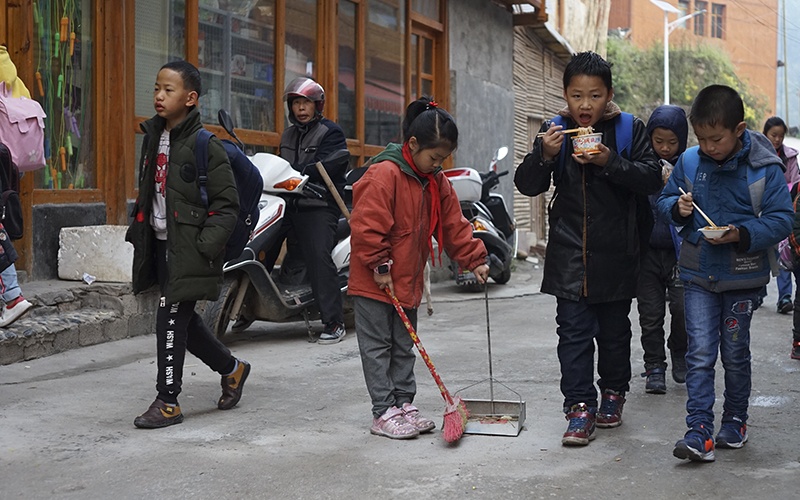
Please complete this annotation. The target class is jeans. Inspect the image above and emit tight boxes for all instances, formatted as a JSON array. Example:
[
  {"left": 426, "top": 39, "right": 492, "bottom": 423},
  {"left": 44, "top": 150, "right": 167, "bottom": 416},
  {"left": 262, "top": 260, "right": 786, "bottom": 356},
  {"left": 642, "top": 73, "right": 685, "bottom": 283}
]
[
  {"left": 555, "top": 297, "right": 633, "bottom": 409},
  {"left": 637, "top": 247, "right": 687, "bottom": 369},
  {"left": 791, "top": 269, "right": 800, "bottom": 341},
  {"left": 0, "top": 263, "right": 22, "bottom": 303},
  {"left": 683, "top": 283, "right": 756, "bottom": 433},
  {"left": 777, "top": 269, "right": 793, "bottom": 302}
]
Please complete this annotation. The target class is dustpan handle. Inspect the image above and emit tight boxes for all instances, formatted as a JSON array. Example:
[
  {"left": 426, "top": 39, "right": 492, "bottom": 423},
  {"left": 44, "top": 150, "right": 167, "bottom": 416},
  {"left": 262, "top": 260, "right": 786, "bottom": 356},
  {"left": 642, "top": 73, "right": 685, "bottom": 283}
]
[{"left": 485, "top": 284, "right": 495, "bottom": 412}]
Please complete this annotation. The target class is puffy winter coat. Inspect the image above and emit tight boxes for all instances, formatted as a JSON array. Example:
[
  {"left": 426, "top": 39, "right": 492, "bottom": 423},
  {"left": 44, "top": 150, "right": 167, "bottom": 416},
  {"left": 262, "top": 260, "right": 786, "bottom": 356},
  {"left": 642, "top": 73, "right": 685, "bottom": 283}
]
[
  {"left": 657, "top": 130, "right": 793, "bottom": 292},
  {"left": 349, "top": 143, "right": 487, "bottom": 309},
  {"left": 126, "top": 108, "right": 239, "bottom": 303},
  {"left": 514, "top": 103, "right": 663, "bottom": 303}
]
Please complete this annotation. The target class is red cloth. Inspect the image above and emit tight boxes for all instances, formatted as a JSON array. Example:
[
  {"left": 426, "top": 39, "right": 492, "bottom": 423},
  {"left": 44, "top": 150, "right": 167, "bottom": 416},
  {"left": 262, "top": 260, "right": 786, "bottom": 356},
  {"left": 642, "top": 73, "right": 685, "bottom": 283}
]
[{"left": 402, "top": 142, "right": 443, "bottom": 265}]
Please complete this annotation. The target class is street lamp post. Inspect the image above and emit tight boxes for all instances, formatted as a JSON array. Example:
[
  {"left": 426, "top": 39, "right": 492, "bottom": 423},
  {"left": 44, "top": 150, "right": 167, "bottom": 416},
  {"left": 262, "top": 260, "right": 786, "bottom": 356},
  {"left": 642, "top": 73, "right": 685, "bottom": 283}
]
[{"left": 650, "top": 0, "right": 706, "bottom": 105}]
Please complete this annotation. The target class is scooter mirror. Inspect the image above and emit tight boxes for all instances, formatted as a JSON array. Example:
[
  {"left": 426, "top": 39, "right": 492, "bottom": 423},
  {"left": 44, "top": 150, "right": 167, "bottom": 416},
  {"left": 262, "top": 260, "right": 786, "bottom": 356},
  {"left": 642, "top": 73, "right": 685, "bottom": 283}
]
[
  {"left": 218, "top": 109, "right": 245, "bottom": 150},
  {"left": 495, "top": 146, "right": 509, "bottom": 162}
]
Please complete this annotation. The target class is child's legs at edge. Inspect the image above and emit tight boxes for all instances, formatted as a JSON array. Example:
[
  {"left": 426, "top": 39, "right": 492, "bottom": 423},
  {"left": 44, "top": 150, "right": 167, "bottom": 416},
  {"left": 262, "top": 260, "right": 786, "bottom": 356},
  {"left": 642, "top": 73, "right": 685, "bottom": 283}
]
[
  {"left": 637, "top": 248, "right": 669, "bottom": 369},
  {"left": 354, "top": 296, "right": 417, "bottom": 417},
  {"left": 683, "top": 283, "right": 722, "bottom": 432},
  {"left": 666, "top": 270, "right": 687, "bottom": 353},
  {"left": 595, "top": 299, "right": 633, "bottom": 393},
  {"left": 719, "top": 289, "right": 757, "bottom": 424},
  {"left": 186, "top": 311, "right": 236, "bottom": 375},
  {"left": 0, "top": 263, "right": 22, "bottom": 304},
  {"left": 555, "top": 297, "right": 600, "bottom": 409}
]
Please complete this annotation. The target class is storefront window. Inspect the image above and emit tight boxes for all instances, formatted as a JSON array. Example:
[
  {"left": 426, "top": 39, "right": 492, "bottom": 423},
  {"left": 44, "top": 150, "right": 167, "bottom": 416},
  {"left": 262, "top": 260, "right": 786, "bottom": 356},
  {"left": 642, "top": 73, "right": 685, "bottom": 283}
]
[
  {"left": 338, "top": 1, "right": 357, "bottom": 138},
  {"left": 365, "top": 0, "right": 405, "bottom": 145},
  {"left": 135, "top": 1, "right": 276, "bottom": 180},
  {"left": 31, "top": 0, "right": 94, "bottom": 189},
  {"left": 284, "top": 0, "right": 317, "bottom": 86}
]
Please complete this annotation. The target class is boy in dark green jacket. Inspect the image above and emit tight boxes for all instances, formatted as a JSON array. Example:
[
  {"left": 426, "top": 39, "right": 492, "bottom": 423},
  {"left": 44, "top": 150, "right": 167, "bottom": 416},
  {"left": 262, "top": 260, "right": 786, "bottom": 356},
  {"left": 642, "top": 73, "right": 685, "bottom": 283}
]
[{"left": 126, "top": 60, "right": 250, "bottom": 428}]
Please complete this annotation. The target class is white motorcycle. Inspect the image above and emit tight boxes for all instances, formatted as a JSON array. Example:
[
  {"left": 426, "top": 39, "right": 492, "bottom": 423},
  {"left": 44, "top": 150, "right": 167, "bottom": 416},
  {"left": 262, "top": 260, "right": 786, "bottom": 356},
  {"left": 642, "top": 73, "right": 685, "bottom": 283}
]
[{"left": 198, "top": 111, "right": 351, "bottom": 340}]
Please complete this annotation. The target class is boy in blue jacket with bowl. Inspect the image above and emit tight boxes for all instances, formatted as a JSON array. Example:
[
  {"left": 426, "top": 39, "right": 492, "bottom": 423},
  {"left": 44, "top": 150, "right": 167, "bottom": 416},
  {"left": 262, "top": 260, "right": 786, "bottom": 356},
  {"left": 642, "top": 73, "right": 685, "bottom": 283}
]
[{"left": 658, "top": 84, "right": 792, "bottom": 462}]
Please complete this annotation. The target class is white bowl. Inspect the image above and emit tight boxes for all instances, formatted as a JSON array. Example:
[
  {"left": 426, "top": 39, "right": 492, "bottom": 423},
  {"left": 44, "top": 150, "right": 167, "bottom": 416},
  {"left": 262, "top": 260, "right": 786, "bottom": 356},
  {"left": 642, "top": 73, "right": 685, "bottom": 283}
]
[
  {"left": 572, "top": 133, "right": 603, "bottom": 154},
  {"left": 698, "top": 226, "right": 729, "bottom": 239}
]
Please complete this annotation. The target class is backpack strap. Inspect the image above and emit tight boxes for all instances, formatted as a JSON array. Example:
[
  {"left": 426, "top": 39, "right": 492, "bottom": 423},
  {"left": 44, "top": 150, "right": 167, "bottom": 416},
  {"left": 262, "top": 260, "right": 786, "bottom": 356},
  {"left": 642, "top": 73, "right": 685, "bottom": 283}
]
[
  {"left": 195, "top": 128, "right": 212, "bottom": 208},
  {"left": 551, "top": 115, "right": 568, "bottom": 186},
  {"left": 615, "top": 112, "right": 634, "bottom": 159}
]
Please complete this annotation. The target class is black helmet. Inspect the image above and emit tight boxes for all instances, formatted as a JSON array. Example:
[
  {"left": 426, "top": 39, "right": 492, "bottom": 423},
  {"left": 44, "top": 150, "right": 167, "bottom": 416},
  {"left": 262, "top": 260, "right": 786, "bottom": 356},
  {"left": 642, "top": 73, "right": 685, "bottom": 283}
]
[{"left": 283, "top": 77, "right": 325, "bottom": 114}]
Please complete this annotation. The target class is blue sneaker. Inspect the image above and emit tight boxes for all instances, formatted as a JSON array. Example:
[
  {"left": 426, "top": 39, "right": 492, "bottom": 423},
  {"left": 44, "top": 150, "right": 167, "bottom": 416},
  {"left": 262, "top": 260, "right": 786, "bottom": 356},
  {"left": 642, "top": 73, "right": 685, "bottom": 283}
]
[
  {"left": 716, "top": 417, "right": 748, "bottom": 449},
  {"left": 673, "top": 425, "right": 715, "bottom": 462}
]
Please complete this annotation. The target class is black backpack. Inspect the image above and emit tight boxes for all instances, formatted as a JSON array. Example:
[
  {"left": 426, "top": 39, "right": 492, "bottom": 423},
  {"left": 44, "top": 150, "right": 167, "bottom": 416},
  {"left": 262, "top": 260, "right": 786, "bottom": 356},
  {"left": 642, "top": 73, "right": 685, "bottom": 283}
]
[
  {"left": 0, "top": 142, "right": 23, "bottom": 240},
  {"left": 195, "top": 129, "right": 263, "bottom": 262}
]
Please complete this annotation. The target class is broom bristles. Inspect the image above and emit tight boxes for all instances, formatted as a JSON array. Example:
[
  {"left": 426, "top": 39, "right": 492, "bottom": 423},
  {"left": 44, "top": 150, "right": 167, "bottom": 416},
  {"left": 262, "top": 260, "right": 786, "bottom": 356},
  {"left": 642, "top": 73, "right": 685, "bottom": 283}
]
[{"left": 442, "top": 396, "right": 469, "bottom": 443}]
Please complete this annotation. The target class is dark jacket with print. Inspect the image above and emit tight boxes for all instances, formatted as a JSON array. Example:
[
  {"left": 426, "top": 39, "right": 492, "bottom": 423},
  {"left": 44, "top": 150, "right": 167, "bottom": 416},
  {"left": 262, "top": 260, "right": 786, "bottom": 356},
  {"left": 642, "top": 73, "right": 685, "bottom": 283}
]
[
  {"left": 514, "top": 102, "right": 663, "bottom": 302},
  {"left": 126, "top": 108, "right": 239, "bottom": 303}
]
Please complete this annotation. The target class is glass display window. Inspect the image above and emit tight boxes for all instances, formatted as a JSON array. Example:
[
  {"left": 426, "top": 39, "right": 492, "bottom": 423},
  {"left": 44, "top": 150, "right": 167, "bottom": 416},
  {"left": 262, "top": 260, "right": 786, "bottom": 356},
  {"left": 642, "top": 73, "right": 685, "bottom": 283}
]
[{"left": 31, "top": 0, "right": 94, "bottom": 190}]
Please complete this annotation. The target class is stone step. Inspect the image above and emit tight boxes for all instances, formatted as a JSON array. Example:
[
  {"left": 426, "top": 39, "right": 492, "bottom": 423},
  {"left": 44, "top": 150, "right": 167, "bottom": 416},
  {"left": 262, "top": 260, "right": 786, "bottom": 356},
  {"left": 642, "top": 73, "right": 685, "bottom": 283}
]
[{"left": 0, "top": 280, "right": 157, "bottom": 365}]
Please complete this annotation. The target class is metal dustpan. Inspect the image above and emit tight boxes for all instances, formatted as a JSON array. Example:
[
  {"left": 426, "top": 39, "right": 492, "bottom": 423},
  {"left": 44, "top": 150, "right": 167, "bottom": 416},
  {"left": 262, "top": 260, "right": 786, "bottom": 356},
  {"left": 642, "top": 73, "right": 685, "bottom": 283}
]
[{"left": 455, "top": 285, "right": 525, "bottom": 436}]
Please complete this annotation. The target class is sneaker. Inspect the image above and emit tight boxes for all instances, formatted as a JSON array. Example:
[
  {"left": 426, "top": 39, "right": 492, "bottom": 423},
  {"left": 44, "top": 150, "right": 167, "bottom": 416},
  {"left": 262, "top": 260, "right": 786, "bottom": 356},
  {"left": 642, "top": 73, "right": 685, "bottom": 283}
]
[
  {"left": 218, "top": 358, "right": 251, "bottom": 410},
  {"left": 778, "top": 296, "right": 793, "bottom": 314},
  {"left": 671, "top": 350, "right": 687, "bottom": 383},
  {"left": 401, "top": 403, "right": 436, "bottom": 433},
  {"left": 792, "top": 341, "right": 800, "bottom": 360},
  {"left": 596, "top": 389, "right": 625, "bottom": 428},
  {"left": 0, "top": 296, "right": 32, "bottom": 327},
  {"left": 134, "top": 399, "right": 184, "bottom": 429},
  {"left": 642, "top": 367, "right": 667, "bottom": 394},
  {"left": 716, "top": 417, "right": 748, "bottom": 449},
  {"left": 562, "top": 403, "right": 597, "bottom": 446},
  {"left": 371, "top": 406, "right": 420, "bottom": 439},
  {"left": 318, "top": 321, "right": 346, "bottom": 344},
  {"left": 673, "top": 425, "right": 715, "bottom": 462}
]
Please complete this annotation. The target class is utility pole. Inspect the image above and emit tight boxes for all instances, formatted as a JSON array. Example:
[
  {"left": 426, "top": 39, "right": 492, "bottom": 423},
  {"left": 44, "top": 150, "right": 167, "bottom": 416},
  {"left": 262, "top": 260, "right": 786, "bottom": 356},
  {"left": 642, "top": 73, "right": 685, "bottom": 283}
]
[{"left": 783, "top": 0, "right": 789, "bottom": 127}]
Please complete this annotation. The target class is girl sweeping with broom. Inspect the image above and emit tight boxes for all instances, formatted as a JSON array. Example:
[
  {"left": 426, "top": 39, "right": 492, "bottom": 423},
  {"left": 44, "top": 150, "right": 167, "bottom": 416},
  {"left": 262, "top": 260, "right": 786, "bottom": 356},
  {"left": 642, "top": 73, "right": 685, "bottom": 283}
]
[{"left": 349, "top": 96, "right": 489, "bottom": 440}]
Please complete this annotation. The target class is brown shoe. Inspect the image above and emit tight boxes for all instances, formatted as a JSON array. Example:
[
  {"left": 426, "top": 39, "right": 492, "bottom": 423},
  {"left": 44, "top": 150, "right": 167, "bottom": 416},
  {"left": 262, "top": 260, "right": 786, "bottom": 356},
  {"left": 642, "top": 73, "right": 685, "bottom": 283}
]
[
  {"left": 134, "top": 399, "right": 184, "bottom": 429},
  {"left": 218, "top": 359, "right": 251, "bottom": 410}
]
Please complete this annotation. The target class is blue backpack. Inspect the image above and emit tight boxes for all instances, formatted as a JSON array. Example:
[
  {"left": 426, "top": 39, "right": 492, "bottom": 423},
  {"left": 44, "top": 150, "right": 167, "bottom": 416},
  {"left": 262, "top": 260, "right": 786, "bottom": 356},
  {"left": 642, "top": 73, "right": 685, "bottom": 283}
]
[{"left": 195, "top": 129, "right": 263, "bottom": 262}]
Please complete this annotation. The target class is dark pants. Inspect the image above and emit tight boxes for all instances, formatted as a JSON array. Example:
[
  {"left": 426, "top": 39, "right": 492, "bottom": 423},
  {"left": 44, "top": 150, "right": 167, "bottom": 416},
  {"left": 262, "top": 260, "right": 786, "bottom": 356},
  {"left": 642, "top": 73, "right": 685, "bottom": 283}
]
[
  {"left": 636, "top": 246, "right": 687, "bottom": 369},
  {"left": 792, "top": 268, "right": 800, "bottom": 341},
  {"left": 354, "top": 296, "right": 417, "bottom": 417},
  {"left": 155, "top": 240, "right": 234, "bottom": 404},
  {"left": 555, "top": 297, "right": 633, "bottom": 409},
  {"left": 264, "top": 207, "right": 344, "bottom": 325}
]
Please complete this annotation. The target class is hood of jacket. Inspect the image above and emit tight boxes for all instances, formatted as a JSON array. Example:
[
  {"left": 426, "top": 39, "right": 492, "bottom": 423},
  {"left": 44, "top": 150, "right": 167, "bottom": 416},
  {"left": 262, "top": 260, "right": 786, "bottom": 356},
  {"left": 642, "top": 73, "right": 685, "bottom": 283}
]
[{"left": 646, "top": 104, "right": 688, "bottom": 157}]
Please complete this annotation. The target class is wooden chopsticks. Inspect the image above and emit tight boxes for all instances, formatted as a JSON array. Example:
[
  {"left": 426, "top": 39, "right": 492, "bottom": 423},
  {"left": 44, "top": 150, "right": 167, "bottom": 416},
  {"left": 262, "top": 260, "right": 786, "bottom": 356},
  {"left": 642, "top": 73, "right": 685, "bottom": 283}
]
[
  {"left": 678, "top": 187, "right": 719, "bottom": 228},
  {"left": 536, "top": 127, "right": 593, "bottom": 138}
]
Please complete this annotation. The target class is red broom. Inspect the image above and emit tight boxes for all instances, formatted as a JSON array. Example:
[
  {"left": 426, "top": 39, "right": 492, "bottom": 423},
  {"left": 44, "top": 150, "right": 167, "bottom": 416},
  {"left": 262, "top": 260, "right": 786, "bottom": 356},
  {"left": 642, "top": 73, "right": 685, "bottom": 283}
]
[{"left": 385, "top": 289, "right": 468, "bottom": 443}]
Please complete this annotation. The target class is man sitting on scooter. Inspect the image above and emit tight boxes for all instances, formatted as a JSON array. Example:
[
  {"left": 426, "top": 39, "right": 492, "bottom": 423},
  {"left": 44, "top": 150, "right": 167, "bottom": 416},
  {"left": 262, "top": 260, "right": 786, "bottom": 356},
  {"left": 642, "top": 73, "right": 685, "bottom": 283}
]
[{"left": 272, "top": 76, "right": 348, "bottom": 344}]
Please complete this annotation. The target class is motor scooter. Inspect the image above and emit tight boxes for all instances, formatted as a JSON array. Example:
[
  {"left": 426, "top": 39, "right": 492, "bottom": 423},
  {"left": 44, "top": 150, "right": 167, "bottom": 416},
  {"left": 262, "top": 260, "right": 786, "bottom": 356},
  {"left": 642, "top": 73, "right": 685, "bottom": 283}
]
[
  {"left": 444, "top": 146, "right": 517, "bottom": 290},
  {"left": 197, "top": 111, "right": 351, "bottom": 340}
]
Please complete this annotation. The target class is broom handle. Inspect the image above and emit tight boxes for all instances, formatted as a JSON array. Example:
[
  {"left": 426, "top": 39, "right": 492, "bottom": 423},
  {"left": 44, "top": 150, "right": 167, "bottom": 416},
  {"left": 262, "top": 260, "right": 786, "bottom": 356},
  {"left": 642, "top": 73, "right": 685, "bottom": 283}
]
[{"left": 385, "top": 289, "right": 455, "bottom": 406}]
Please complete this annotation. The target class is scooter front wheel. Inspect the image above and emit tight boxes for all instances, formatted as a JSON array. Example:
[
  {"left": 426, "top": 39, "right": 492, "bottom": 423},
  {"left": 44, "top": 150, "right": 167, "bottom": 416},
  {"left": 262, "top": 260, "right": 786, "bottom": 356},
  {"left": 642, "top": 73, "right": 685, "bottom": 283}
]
[{"left": 198, "top": 276, "right": 239, "bottom": 339}]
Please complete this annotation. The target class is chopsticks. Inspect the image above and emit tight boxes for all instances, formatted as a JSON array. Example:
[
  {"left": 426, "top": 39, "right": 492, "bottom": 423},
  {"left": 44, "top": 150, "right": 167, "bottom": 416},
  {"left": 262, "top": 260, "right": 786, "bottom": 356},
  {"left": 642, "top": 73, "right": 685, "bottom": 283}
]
[
  {"left": 678, "top": 187, "right": 719, "bottom": 228},
  {"left": 536, "top": 127, "right": 591, "bottom": 138}
]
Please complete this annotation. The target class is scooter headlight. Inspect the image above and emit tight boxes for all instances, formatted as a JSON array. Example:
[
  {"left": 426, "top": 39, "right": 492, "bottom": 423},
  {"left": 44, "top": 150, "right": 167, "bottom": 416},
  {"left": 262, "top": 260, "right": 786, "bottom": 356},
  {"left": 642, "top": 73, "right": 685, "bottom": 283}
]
[
  {"left": 274, "top": 177, "right": 304, "bottom": 191},
  {"left": 472, "top": 219, "right": 489, "bottom": 232}
]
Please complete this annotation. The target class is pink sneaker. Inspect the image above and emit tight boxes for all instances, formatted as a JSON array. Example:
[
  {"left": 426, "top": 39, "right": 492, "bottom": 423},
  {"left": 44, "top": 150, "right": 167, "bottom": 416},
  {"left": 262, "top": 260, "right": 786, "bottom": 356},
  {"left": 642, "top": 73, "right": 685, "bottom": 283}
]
[
  {"left": 401, "top": 403, "right": 436, "bottom": 433},
  {"left": 371, "top": 406, "right": 419, "bottom": 439}
]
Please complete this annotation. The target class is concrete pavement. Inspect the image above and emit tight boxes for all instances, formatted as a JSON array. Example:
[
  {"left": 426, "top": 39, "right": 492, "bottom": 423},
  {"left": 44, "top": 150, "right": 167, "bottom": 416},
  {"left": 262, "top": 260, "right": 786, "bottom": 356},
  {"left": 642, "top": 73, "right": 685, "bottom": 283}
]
[{"left": 1, "top": 258, "right": 798, "bottom": 499}]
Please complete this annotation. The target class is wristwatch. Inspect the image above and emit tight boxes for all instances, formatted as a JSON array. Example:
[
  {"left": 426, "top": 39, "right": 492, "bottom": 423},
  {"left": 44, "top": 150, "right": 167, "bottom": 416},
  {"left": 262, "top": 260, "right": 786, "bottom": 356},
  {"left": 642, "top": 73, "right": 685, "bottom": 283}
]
[{"left": 374, "top": 260, "right": 393, "bottom": 275}]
